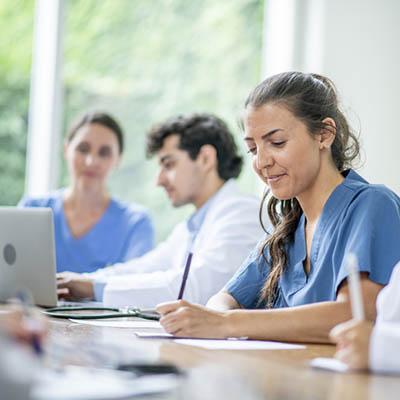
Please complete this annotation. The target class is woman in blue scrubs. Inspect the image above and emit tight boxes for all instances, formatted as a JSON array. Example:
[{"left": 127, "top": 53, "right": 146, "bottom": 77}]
[
  {"left": 156, "top": 72, "right": 400, "bottom": 342},
  {"left": 20, "top": 112, "right": 154, "bottom": 273}
]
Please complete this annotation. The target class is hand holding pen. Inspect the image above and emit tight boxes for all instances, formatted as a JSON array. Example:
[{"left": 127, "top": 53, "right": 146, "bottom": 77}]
[{"left": 330, "top": 253, "right": 372, "bottom": 370}]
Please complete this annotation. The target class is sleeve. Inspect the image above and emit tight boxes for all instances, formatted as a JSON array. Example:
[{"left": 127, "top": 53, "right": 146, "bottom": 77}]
[
  {"left": 224, "top": 241, "right": 268, "bottom": 309},
  {"left": 87, "top": 223, "right": 188, "bottom": 286},
  {"left": 370, "top": 322, "right": 400, "bottom": 374},
  {"left": 101, "top": 197, "right": 263, "bottom": 308},
  {"left": 335, "top": 189, "right": 400, "bottom": 293},
  {"left": 120, "top": 213, "right": 155, "bottom": 260},
  {"left": 18, "top": 195, "right": 52, "bottom": 208},
  {"left": 18, "top": 196, "right": 40, "bottom": 207}
]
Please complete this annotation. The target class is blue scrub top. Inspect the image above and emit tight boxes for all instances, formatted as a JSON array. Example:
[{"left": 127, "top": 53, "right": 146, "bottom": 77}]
[
  {"left": 225, "top": 170, "right": 400, "bottom": 309},
  {"left": 19, "top": 191, "right": 155, "bottom": 273}
]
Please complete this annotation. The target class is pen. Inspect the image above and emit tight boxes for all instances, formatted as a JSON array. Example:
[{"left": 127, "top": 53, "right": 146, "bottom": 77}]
[
  {"left": 177, "top": 252, "right": 193, "bottom": 300},
  {"left": 345, "top": 253, "right": 365, "bottom": 321}
]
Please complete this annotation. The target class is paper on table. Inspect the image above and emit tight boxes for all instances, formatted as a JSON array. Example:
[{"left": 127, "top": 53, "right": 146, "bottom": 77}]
[
  {"left": 171, "top": 339, "right": 305, "bottom": 350},
  {"left": 310, "top": 357, "right": 349, "bottom": 372},
  {"left": 136, "top": 332, "right": 173, "bottom": 338},
  {"left": 69, "top": 319, "right": 161, "bottom": 329}
]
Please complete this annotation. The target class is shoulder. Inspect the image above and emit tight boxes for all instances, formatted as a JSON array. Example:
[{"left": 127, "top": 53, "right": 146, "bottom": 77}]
[
  {"left": 347, "top": 184, "right": 400, "bottom": 215},
  {"left": 109, "top": 198, "right": 152, "bottom": 223},
  {"left": 336, "top": 182, "right": 400, "bottom": 238},
  {"left": 19, "top": 190, "right": 64, "bottom": 208},
  {"left": 342, "top": 170, "right": 398, "bottom": 203},
  {"left": 209, "top": 180, "right": 260, "bottom": 215}
]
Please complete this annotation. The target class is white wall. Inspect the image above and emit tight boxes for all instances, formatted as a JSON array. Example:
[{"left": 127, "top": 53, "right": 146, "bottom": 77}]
[{"left": 263, "top": 0, "right": 400, "bottom": 193}]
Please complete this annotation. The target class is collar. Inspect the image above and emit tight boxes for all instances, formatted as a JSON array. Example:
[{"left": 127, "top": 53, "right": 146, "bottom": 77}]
[{"left": 186, "top": 179, "right": 235, "bottom": 236}]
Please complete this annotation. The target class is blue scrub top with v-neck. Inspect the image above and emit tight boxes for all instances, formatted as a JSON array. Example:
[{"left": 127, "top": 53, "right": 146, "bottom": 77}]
[
  {"left": 19, "top": 190, "right": 155, "bottom": 273},
  {"left": 225, "top": 170, "right": 400, "bottom": 309}
]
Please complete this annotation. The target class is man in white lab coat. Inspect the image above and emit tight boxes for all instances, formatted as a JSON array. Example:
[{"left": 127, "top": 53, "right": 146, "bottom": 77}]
[{"left": 57, "top": 113, "right": 263, "bottom": 308}]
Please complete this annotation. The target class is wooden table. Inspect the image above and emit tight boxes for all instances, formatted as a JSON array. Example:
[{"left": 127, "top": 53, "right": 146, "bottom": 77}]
[{"left": 47, "top": 317, "right": 400, "bottom": 400}]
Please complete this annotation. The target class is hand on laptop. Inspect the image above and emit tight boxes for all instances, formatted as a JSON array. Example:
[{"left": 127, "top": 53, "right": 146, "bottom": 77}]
[{"left": 57, "top": 272, "right": 95, "bottom": 301}]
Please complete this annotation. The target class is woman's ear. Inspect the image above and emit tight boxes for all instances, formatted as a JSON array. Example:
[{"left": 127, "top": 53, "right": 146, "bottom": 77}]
[{"left": 319, "top": 117, "right": 337, "bottom": 149}]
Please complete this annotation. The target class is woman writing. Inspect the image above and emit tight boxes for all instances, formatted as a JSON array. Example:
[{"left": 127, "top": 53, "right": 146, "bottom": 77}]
[
  {"left": 156, "top": 72, "right": 400, "bottom": 342},
  {"left": 20, "top": 112, "right": 154, "bottom": 273}
]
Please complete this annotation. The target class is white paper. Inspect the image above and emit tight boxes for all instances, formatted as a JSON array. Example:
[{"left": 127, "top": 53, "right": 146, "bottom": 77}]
[
  {"left": 310, "top": 357, "right": 349, "bottom": 372},
  {"left": 31, "top": 366, "right": 178, "bottom": 400},
  {"left": 135, "top": 332, "right": 173, "bottom": 338},
  {"left": 69, "top": 319, "right": 161, "bottom": 329},
  {"left": 172, "top": 339, "right": 305, "bottom": 350}
]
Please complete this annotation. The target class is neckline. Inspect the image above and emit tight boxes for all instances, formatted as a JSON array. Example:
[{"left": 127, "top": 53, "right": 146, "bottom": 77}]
[
  {"left": 296, "top": 170, "right": 356, "bottom": 276},
  {"left": 58, "top": 195, "right": 115, "bottom": 241}
]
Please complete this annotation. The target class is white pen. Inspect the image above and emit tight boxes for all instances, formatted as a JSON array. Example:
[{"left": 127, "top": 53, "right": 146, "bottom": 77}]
[{"left": 346, "top": 253, "right": 365, "bottom": 321}]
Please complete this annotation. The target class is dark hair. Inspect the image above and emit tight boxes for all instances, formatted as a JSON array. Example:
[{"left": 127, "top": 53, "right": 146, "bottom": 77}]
[
  {"left": 245, "top": 71, "right": 361, "bottom": 307},
  {"left": 146, "top": 113, "right": 243, "bottom": 180},
  {"left": 66, "top": 111, "right": 124, "bottom": 154}
]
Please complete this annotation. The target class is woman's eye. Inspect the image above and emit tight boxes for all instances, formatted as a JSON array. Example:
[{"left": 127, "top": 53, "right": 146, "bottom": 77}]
[
  {"left": 247, "top": 147, "right": 257, "bottom": 155},
  {"left": 99, "top": 146, "right": 112, "bottom": 158},
  {"left": 76, "top": 143, "right": 89, "bottom": 153},
  {"left": 272, "top": 141, "right": 286, "bottom": 147}
]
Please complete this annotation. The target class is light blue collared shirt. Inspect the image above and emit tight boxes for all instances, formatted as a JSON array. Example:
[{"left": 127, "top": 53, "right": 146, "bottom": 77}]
[
  {"left": 186, "top": 196, "right": 214, "bottom": 250},
  {"left": 226, "top": 170, "right": 400, "bottom": 309},
  {"left": 94, "top": 184, "right": 220, "bottom": 302}
]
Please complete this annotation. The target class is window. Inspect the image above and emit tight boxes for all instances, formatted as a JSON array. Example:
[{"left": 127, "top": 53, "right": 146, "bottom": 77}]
[
  {"left": 1, "top": 0, "right": 264, "bottom": 242},
  {"left": 0, "top": 0, "right": 34, "bottom": 205}
]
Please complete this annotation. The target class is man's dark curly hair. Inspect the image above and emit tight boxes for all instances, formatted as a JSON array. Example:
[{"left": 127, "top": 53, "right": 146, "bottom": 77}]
[{"left": 146, "top": 113, "right": 243, "bottom": 181}]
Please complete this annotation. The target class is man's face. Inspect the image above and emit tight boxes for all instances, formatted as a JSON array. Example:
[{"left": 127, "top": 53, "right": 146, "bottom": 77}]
[{"left": 156, "top": 135, "right": 205, "bottom": 208}]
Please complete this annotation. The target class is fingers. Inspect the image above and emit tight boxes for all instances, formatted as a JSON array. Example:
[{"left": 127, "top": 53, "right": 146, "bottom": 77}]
[
  {"left": 159, "top": 307, "right": 188, "bottom": 333},
  {"left": 57, "top": 287, "right": 71, "bottom": 300},
  {"left": 160, "top": 314, "right": 184, "bottom": 335},
  {"left": 156, "top": 299, "right": 189, "bottom": 316},
  {"left": 158, "top": 302, "right": 197, "bottom": 336},
  {"left": 329, "top": 319, "right": 359, "bottom": 342},
  {"left": 334, "top": 346, "right": 352, "bottom": 365},
  {"left": 335, "top": 345, "right": 368, "bottom": 370}
]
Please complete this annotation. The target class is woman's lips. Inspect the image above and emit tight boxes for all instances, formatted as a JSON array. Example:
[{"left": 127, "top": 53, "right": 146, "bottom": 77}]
[{"left": 266, "top": 174, "right": 286, "bottom": 184}]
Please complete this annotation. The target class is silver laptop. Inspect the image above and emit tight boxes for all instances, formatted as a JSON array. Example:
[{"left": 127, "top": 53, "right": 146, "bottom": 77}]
[{"left": 0, "top": 207, "right": 58, "bottom": 307}]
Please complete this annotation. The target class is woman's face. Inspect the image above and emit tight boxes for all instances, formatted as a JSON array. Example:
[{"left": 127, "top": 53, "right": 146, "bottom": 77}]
[
  {"left": 243, "top": 103, "right": 324, "bottom": 201},
  {"left": 65, "top": 123, "right": 121, "bottom": 189}
]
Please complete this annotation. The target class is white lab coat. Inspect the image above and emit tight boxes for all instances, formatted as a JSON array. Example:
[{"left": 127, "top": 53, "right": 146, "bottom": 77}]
[
  {"left": 370, "top": 262, "right": 400, "bottom": 373},
  {"left": 90, "top": 180, "right": 263, "bottom": 308}
]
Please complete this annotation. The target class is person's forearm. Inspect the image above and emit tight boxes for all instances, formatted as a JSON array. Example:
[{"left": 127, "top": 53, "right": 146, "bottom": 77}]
[
  {"left": 224, "top": 301, "right": 353, "bottom": 343},
  {"left": 206, "top": 291, "right": 240, "bottom": 311}
]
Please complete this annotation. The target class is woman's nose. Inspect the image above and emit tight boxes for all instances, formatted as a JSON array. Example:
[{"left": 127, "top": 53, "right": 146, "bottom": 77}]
[
  {"left": 84, "top": 154, "right": 97, "bottom": 166},
  {"left": 256, "top": 149, "right": 273, "bottom": 170}
]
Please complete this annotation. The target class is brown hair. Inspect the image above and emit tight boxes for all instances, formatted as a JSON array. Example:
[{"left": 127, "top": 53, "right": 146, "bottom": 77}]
[
  {"left": 146, "top": 113, "right": 243, "bottom": 180},
  {"left": 245, "top": 72, "right": 360, "bottom": 307},
  {"left": 67, "top": 111, "right": 124, "bottom": 154}
]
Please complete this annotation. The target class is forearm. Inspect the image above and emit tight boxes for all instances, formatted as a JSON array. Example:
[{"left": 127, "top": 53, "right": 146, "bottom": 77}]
[
  {"left": 224, "top": 301, "right": 353, "bottom": 343},
  {"left": 206, "top": 291, "right": 240, "bottom": 311}
]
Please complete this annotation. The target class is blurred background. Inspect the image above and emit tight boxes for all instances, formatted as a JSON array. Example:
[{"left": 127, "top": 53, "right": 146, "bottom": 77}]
[
  {"left": 0, "top": 0, "right": 399, "bottom": 242},
  {"left": 0, "top": 0, "right": 263, "bottom": 241}
]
